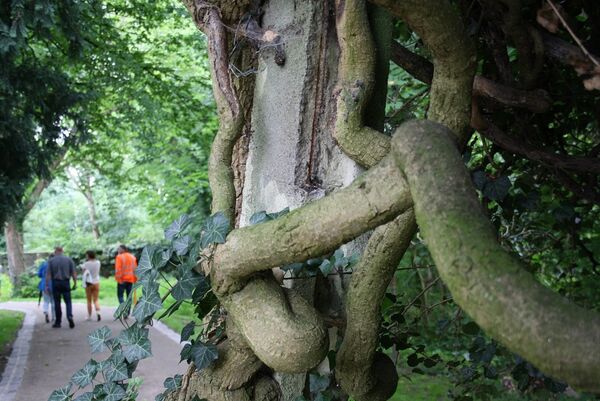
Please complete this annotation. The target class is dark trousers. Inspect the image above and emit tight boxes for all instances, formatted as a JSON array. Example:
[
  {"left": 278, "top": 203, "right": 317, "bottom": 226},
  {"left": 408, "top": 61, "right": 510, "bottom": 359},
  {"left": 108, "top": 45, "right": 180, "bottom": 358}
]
[
  {"left": 117, "top": 281, "right": 133, "bottom": 305},
  {"left": 52, "top": 279, "right": 73, "bottom": 325}
]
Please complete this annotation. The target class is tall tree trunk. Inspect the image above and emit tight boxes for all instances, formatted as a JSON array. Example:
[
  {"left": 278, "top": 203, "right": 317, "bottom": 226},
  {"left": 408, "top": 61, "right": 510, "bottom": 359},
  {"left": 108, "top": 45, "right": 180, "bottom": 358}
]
[
  {"left": 83, "top": 179, "right": 101, "bottom": 240},
  {"left": 172, "top": 1, "right": 393, "bottom": 400},
  {"left": 4, "top": 216, "right": 25, "bottom": 290}
]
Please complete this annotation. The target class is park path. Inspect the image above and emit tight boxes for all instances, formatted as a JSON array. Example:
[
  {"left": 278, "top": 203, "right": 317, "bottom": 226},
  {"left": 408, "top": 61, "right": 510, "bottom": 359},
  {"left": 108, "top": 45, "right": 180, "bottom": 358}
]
[{"left": 0, "top": 301, "right": 187, "bottom": 401}]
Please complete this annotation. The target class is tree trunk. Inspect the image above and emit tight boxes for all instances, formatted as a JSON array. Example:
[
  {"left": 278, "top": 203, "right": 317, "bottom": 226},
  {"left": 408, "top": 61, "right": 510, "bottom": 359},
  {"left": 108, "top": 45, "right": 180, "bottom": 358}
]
[
  {"left": 4, "top": 216, "right": 25, "bottom": 290},
  {"left": 83, "top": 182, "right": 101, "bottom": 240}
]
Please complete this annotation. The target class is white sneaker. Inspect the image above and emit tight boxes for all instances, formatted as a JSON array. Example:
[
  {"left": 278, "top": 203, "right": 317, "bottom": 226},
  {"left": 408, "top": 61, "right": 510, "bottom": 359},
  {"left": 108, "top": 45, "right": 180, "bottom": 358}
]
[{"left": 86, "top": 316, "right": 92, "bottom": 321}]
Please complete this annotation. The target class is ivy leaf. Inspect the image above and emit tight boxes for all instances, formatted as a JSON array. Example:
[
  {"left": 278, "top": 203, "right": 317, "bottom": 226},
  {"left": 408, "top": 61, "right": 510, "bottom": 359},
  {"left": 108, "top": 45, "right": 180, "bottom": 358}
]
[
  {"left": 191, "top": 278, "right": 211, "bottom": 304},
  {"left": 471, "top": 170, "right": 488, "bottom": 191},
  {"left": 189, "top": 341, "right": 218, "bottom": 369},
  {"left": 88, "top": 326, "right": 112, "bottom": 354},
  {"left": 73, "top": 392, "right": 94, "bottom": 401},
  {"left": 180, "top": 321, "right": 195, "bottom": 343},
  {"left": 103, "top": 359, "right": 129, "bottom": 382},
  {"left": 136, "top": 268, "right": 158, "bottom": 289},
  {"left": 267, "top": 207, "right": 289, "bottom": 219},
  {"left": 132, "top": 287, "right": 163, "bottom": 322},
  {"left": 309, "top": 373, "right": 330, "bottom": 393},
  {"left": 164, "top": 374, "right": 183, "bottom": 391},
  {"left": 319, "top": 259, "right": 333, "bottom": 276},
  {"left": 48, "top": 384, "right": 72, "bottom": 401},
  {"left": 157, "top": 300, "right": 183, "bottom": 320},
  {"left": 119, "top": 325, "right": 152, "bottom": 363},
  {"left": 113, "top": 295, "right": 133, "bottom": 320},
  {"left": 173, "top": 235, "right": 191, "bottom": 256},
  {"left": 462, "top": 321, "right": 480, "bottom": 335},
  {"left": 200, "top": 212, "right": 230, "bottom": 248},
  {"left": 103, "top": 382, "right": 126, "bottom": 401},
  {"left": 165, "top": 214, "right": 191, "bottom": 241},
  {"left": 171, "top": 267, "right": 203, "bottom": 301},
  {"left": 153, "top": 247, "right": 172, "bottom": 269},
  {"left": 482, "top": 175, "right": 511, "bottom": 201},
  {"left": 180, "top": 343, "right": 192, "bottom": 363},
  {"left": 249, "top": 210, "right": 269, "bottom": 225},
  {"left": 281, "top": 262, "right": 304, "bottom": 274},
  {"left": 136, "top": 246, "right": 155, "bottom": 278},
  {"left": 71, "top": 359, "right": 99, "bottom": 388}
]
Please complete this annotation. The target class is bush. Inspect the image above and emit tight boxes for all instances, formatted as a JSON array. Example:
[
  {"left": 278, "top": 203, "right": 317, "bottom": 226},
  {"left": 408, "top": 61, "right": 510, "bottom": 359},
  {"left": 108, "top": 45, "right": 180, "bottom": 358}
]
[{"left": 15, "top": 271, "right": 40, "bottom": 298}]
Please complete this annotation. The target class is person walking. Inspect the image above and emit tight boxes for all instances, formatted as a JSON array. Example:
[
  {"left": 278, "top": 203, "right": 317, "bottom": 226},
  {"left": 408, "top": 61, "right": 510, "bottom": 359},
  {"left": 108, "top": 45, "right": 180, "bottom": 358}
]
[
  {"left": 82, "top": 250, "right": 102, "bottom": 322},
  {"left": 45, "top": 246, "right": 77, "bottom": 328},
  {"left": 115, "top": 245, "right": 137, "bottom": 317},
  {"left": 37, "top": 255, "right": 55, "bottom": 323}
]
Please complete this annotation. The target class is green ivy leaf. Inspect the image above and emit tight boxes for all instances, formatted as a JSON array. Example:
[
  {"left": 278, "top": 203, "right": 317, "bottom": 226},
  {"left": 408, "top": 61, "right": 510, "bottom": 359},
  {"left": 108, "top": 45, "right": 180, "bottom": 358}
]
[
  {"left": 157, "top": 300, "right": 183, "bottom": 320},
  {"left": 249, "top": 210, "right": 269, "bottom": 225},
  {"left": 114, "top": 296, "right": 133, "bottom": 320},
  {"left": 189, "top": 341, "right": 218, "bottom": 369},
  {"left": 136, "top": 246, "right": 155, "bottom": 277},
  {"left": 48, "top": 384, "right": 72, "bottom": 401},
  {"left": 319, "top": 259, "right": 333, "bottom": 276},
  {"left": 88, "top": 326, "right": 112, "bottom": 354},
  {"left": 180, "top": 321, "right": 195, "bottom": 343},
  {"left": 132, "top": 287, "right": 163, "bottom": 322},
  {"left": 200, "top": 212, "right": 230, "bottom": 248},
  {"left": 462, "top": 321, "right": 480, "bottom": 335},
  {"left": 73, "top": 392, "right": 94, "bottom": 401},
  {"left": 171, "top": 267, "right": 203, "bottom": 301},
  {"left": 309, "top": 373, "right": 330, "bottom": 394},
  {"left": 71, "top": 359, "right": 99, "bottom": 388},
  {"left": 173, "top": 235, "right": 191, "bottom": 256},
  {"left": 267, "top": 207, "right": 289, "bottom": 219},
  {"left": 103, "top": 382, "right": 126, "bottom": 401},
  {"left": 103, "top": 359, "right": 129, "bottom": 382},
  {"left": 180, "top": 343, "right": 192, "bottom": 363},
  {"left": 471, "top": 170, "right": 488, "bottom": 191},
  {"left": 119, "top": 325, "right": 152, "bottom": 363},
  {"left": 482, "top": 175, "right": 511, "bottom": 201},
  {"left": 153, "top": 247, "right": 172, "bottom": 269},
  {"left": 165, "top": 214, "right": 191, "bottom": 241},
  {"left": 164, "top": 374, "right": 183, "bottom": 391}
]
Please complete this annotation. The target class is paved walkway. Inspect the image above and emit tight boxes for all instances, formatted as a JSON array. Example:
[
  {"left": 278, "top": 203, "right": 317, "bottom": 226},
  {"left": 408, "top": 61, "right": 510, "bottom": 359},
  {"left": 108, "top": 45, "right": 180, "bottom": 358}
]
[{"left": 0, "top": 302, "right": 187, "bottom": 401}]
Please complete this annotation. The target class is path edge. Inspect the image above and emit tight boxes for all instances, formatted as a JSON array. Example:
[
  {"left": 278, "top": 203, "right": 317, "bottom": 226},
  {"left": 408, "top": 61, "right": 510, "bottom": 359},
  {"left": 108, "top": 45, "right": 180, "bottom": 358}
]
[{"left": 0, "top": 304, "right": 36, "bottom": 401}]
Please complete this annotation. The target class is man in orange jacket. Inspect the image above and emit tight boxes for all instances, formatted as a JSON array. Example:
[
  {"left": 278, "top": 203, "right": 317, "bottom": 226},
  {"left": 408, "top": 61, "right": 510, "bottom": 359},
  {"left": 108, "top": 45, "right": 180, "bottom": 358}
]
[{"left": 115, "top": 244, "right": 137, "bottom": 316}]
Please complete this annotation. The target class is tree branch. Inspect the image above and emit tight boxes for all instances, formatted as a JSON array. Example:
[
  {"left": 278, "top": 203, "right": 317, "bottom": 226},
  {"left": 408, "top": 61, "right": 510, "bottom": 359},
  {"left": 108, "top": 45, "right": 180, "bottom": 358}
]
[
  {"left": 336, "top": 210, "right": 416, "bottom": 401},
  {"left": 371, "top": 0, "right": 476, "bottom": 141},
  {"left": 393, "top": 119, "right": 600, "bottom": 392},
  {"left": 471, "top": 104, "right": 600, "bottom": 174},
  {"left": 390, "top": 41, "right": 552, "bottom": 113}
]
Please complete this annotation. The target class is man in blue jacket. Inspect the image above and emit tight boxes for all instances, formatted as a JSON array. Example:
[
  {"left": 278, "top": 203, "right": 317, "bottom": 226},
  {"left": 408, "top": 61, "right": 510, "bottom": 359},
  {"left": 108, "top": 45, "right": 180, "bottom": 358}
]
[{"left": 37, "top": 255, "right": 54, "bottom": 323}]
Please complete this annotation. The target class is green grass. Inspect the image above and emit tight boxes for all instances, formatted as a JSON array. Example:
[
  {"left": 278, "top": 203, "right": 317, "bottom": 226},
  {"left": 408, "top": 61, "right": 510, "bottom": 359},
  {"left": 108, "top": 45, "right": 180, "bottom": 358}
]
[
  {"left": 0, "top": 309, "right": 25, "bottom": 353},
  {"left": 391, "top": 374, "right": 449, "bottom": 401}
]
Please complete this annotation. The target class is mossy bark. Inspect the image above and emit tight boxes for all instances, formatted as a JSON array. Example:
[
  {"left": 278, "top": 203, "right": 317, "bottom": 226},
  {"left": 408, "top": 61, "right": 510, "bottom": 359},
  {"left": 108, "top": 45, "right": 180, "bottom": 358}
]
[{"left": 392, "top": 120, "right": 600, "bottom": 393}]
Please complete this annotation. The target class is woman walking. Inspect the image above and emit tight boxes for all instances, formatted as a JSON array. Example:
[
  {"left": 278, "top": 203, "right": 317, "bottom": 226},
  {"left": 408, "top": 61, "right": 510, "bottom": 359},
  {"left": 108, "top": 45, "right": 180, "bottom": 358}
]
[{"left": 82, "top": 250, "right": 101, "bottom": 321}]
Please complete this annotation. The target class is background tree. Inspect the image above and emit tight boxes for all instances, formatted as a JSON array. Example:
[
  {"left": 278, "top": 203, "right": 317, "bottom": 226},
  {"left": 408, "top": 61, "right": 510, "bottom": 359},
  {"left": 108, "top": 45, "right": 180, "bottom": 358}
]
[{"left": 1, "top": 0, "right": 216, "bottom": 287}]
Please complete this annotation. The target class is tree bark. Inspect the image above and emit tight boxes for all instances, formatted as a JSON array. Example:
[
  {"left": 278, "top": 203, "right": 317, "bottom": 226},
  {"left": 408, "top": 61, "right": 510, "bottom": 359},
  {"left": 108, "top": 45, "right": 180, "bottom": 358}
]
[
  {"left": 82, "top": 177, "right": 101, "bottom": 240},
  {"left": 4, "top": 216, "right": 25, "bottom": 290}
]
